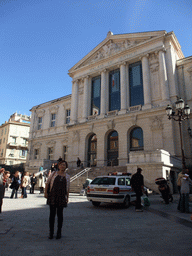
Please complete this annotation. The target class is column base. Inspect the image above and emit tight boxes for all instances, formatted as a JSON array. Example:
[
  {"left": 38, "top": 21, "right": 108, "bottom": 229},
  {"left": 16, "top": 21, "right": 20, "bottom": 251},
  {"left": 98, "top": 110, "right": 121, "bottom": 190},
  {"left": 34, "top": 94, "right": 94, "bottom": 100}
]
[
  {"left": 79, "top": 118, "right": 87, "bottom": 123},
  {"left": 142, "top": 104, "right": 152, "bottom": 110},
  {"left": 98, "top": 114, "right": 105, "bottom": 119},
  {"left": 118, "top": 109, "right": 127, "bottom": 115}
]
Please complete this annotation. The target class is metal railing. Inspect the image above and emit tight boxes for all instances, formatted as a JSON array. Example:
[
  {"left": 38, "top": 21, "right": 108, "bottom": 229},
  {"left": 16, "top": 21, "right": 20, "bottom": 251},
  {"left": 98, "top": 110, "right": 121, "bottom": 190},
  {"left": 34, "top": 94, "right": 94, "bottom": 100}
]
[{"left": 70, "top": 168, "right": 91, "bottom": 183}]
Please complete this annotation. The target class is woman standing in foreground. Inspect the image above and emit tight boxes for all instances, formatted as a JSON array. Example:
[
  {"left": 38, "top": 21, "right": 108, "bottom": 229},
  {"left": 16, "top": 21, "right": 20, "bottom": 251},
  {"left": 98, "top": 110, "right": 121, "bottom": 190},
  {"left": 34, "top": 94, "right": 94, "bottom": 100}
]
[{"left": 44, "top": 160, "right": 70, "bottom": 239}]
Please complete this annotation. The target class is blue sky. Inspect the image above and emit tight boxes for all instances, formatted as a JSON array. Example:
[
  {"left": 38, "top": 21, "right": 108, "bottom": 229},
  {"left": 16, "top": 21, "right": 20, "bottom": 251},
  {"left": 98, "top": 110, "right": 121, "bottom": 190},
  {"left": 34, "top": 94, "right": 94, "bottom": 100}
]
[{"left": 1, "top": 0, "right": 192, "bottom": 125}]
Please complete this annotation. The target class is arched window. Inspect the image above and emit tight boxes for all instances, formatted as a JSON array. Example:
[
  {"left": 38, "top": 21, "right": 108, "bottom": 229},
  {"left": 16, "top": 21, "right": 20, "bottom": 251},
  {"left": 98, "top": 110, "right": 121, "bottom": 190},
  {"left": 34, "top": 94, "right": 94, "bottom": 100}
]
[
  {"left": 130, "top": 127, "right": 143, "bottom": 151},
  {"left": 88, "top": 134, "right": 97, "bottom": 167},
  {"left": 107, "top": 131, "right": 118, "bottom": 166}
]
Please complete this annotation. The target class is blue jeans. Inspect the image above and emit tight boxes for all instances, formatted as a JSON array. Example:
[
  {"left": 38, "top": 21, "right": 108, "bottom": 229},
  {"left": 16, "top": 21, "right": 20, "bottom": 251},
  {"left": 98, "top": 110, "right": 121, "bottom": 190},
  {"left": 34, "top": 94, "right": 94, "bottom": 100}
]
[
  {"left": 180, "top": 193, "right": 189, "bottom": 213},
  {"left": 22, "top": 187, "right": 27, "bottom": 198},
  {"left": 10, "top": 188, "right": 18, "bottom": 198}
]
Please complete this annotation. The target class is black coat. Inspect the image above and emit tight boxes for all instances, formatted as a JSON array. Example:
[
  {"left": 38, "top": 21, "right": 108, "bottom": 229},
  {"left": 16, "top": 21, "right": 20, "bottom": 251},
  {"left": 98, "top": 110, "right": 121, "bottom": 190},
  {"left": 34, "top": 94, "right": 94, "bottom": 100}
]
[{"left": 10, "top": 176, "right": 20, "bottom": 190}]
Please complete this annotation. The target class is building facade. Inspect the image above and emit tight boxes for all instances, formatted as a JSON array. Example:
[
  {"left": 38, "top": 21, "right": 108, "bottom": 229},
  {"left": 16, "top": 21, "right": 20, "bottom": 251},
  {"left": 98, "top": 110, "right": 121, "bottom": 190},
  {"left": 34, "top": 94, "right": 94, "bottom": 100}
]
[
  {"left": 26, "top": 31, "right": 192, "bottom": 190},
  {"left": 0, "top": 113, "right": 30, "bottom": 166}
]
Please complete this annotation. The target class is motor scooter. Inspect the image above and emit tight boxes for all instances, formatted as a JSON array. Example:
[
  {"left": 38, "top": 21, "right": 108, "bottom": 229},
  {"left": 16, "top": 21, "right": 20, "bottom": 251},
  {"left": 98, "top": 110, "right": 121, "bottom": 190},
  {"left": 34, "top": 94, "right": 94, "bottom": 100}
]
[{"left": 155, "top": 178, "right": 173, "bottom": 204}]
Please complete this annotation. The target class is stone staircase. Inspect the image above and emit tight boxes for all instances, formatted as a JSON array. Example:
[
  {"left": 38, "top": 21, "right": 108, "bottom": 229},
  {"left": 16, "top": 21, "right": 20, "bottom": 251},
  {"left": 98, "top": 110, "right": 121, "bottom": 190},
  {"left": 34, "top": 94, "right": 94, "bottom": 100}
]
[{"left": 68, "top": 166, "right": 127, "bottom": 193}]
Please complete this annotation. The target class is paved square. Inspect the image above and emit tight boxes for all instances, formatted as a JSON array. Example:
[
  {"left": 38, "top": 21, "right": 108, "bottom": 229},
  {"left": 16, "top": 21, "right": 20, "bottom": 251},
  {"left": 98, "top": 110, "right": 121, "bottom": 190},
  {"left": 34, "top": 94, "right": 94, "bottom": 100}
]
[{"left": 0, "top": 190, "right": 192, "bottom": 256}]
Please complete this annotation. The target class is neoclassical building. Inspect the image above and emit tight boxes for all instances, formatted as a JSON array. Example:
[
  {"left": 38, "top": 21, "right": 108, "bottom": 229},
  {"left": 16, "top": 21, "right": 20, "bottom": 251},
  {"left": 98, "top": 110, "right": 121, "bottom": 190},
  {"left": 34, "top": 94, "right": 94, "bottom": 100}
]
[{"left": 26, "top": 30, "right": 192, "bottom": 190}]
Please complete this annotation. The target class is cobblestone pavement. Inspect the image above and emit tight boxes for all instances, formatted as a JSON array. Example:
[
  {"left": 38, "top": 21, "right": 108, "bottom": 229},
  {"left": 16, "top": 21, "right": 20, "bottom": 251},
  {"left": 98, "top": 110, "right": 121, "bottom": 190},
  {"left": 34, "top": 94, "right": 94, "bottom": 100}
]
[{"left": 0, "top": 190, "right": 192, "bottom": 256}]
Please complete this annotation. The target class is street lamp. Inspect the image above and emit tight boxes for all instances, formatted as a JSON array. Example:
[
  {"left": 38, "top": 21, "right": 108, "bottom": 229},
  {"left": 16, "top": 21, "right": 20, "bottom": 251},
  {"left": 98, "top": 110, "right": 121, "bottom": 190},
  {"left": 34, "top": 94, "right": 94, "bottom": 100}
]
[{"left": 166, "top": 98, "right": 190, "bottom": 169}]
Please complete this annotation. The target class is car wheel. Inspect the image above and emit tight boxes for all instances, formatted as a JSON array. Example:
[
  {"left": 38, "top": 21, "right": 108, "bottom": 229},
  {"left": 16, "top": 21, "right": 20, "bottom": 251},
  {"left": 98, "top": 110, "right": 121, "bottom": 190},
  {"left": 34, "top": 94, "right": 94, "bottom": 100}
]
[
  {"left": 92, "top": 201, "right": 101, "bottom": 207},
  {"left": 123, "top": 196, "right": 130, "bottom": 208}
]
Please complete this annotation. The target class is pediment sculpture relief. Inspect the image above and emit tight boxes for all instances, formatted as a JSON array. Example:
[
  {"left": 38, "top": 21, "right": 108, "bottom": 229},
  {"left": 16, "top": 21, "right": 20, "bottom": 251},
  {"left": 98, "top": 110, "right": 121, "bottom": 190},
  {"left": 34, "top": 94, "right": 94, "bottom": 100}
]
[{"left": 79, "top": 39, "right": 146, "bottom": 68}]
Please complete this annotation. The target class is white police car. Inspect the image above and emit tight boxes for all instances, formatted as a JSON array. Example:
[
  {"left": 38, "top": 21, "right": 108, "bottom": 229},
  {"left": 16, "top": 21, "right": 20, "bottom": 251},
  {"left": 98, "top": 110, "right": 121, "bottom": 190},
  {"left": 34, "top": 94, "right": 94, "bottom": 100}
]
[{"left": 86, "top": 172, "right": 136, "bottom": 208}]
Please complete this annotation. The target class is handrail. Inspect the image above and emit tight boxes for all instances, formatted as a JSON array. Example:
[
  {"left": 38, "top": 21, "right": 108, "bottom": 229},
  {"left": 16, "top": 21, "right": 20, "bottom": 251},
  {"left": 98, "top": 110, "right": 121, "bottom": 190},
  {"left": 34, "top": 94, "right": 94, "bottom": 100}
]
[{"left": 70, "top": 168, "right": 91, "bottom": 183}]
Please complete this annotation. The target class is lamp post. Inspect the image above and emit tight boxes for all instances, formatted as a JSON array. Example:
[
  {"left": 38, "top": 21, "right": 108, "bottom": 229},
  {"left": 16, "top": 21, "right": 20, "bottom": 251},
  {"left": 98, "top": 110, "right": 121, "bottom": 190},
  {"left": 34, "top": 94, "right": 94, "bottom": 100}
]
[{"left": 166, "top": 98, "right": 190, "bottom": 169}]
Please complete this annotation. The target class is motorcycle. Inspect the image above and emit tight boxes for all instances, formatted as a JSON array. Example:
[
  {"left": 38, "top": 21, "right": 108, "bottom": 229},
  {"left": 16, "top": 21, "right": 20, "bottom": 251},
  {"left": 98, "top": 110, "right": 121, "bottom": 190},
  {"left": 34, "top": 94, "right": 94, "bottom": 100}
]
[{"left": 155, "top": 178, "right": 173, "bottom": 204}]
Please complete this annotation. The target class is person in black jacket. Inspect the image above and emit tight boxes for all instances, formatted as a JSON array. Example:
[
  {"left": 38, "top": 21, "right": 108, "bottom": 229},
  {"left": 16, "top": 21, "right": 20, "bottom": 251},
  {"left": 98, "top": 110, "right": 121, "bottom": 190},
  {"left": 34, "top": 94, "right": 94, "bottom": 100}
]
[
  {"left": 30, "top": 173, "right": 37, "bottom": 194},
  {"left": 10, "top": 171, "right": 20, "bottom": 199},
  {"left": 130, "top": 168, "right": 144, "bottom": 212}
]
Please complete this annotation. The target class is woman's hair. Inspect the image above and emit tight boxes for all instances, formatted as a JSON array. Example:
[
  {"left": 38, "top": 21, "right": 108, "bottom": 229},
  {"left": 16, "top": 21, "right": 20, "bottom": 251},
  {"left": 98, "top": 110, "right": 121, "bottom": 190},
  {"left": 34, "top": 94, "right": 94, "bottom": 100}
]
[
  {"left": 58, "top": 160, "right": 68, "bottom": 168},
  {"left": 4, "top": 171, "right": 10, "bottom": 176}
]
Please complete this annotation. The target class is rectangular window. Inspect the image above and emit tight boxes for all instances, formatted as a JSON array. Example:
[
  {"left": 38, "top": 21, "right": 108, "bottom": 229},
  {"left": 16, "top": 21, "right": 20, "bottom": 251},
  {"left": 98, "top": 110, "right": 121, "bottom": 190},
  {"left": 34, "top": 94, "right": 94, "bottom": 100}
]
[
  {"left": 3, "top": 138, "right": 5, "bottom": 143},
  {"left": 38, "top": 117, "right": 42, "bottom": 130},
  {"left": 109, "top": 69, "right": 120, "bottom": 111},
  {"left": 0, "top": 139, "right": 1, "bottom": 144},
  {"left": 21, "top": 150, "right": 26, "bottom": 157},
  {"left": 66, "top": 109, "right": 70, "bottom": 124},
  {"left": 34, "top": 149, "right": 39, "bottom": 159},
  {"left": 1, "top": 129, "right": 3, "bottom": 136},
  {"left": 48, "top": 147, "right": 53, "bottom": 160},
  {"left": 5, "top": 128, "right": 7, "bottom": 134},
  {"left": 9, "top": 161, "right": 13, "bottom": 165},
  {"left": 129, "top": 62, "right": 144, "bottom": 106},
  {"left": 91, "top": 76, "right": 101, "bottom": 115},
  {"left": 51, "top": 114, "right": 56, "bottom": 127},
  {"left": 23, "top": 138, "right": 27, "bottom": 146},
  {"left": 12, "top": 137, "right": 16, "bottom": 144}
]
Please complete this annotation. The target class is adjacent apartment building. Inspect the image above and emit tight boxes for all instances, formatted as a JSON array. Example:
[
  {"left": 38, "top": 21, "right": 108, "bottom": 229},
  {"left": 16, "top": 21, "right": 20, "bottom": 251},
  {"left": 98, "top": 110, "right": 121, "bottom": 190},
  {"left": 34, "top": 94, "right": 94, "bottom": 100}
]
[
  {"left": 26, "top": 30, "right": 192, "bottom": 190},
  {"left": 0, "top": 113, "right": 30, "bottom": 166}
]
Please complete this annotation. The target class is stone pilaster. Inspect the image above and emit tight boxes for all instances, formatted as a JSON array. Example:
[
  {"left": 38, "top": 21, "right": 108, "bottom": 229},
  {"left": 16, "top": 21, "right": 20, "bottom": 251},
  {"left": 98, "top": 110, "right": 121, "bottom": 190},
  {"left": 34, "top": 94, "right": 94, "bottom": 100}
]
[
  {"left": 141, "top": 54, "right": 152, "bottom": 109},
  {"left": 82, "top": 76, "right": 89, "bottom": 122},
  {"left": 119, "top": 63, "right": 127, "bottom": 114},
  {"left": 70, "top": 80, "right": 79, "bottom": 124},
  {"left": 100, "top": 69, "right": 107, "bottom": 118},
  {"left": 158, "top": 50, "right": 170, "bottom": 104}
]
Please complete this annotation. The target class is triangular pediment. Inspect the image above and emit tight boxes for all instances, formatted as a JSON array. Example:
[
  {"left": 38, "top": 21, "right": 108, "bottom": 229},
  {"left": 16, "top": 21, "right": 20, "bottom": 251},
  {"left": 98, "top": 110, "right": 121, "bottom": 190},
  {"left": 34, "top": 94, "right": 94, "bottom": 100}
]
[{"left": 69, "top": 31, "right": 167, "bottom": 74}]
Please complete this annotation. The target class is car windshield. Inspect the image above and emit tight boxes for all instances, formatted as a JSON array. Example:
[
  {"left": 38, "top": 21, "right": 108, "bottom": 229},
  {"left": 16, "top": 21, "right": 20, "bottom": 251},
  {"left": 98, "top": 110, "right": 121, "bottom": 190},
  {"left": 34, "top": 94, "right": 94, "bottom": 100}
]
[{"left": 91, "top": 177, "right": 116, "bottom": 185}]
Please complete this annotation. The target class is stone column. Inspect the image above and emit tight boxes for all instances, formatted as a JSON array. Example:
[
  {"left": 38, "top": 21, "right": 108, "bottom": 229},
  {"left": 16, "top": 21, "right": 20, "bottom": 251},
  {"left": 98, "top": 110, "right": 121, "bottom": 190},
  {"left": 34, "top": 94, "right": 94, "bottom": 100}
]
[
  {"left": 127, "top": 64, "right": 130, "bottom": 109},
  {"left": 100, "top": 69, "right": 107, "bottom": 118},
  {"left": 119, "top": 63, "right": 127, "bottom": 114},
  {"left": 165, "top": 43, "right": 178, "bottom": 102},
  {"left": 158, "top": 50, "right": 170, "bottom": 103},
  {"left": 70, "top": 80, "right": 79, "bottom": 124},
  {"left": 82, "top": 76, "right": 89, "bottom": 122},
  {"left": 141, "top": 54, "right": 152, "bottom": 109}
]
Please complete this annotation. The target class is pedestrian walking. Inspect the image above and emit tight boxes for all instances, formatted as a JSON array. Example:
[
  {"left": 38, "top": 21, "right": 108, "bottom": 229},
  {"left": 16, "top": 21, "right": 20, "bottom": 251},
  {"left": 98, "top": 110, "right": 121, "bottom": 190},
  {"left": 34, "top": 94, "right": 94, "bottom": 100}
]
[
  {"left": 180, "top": 169, "right": 192, "bottom": 213},
  {"left": 21, "top": 171, "right": 29, "bottom": 198},
  {"left": 77, "top": 157, "right": 81, "bottom": 167},
  {"left": 130, "top": 168, "right": 144, "bottom": 212},
  {"left": 0, "top": 171, "right": 10, "bottom": 218},
  {"left": 30, "top": 173, "right": 37, "bottom": 194},
  {"left": 39, "top": 173, "right": 45, "bottom": 194},
  {"left": 177, "top": 169, "right": 185, "bottom": 211},
  {"left": 44, "top": 160, "right": 70, "bottom": 239},
  {"left": 10, "top": 171, "right": 20, "bottom": 198}
]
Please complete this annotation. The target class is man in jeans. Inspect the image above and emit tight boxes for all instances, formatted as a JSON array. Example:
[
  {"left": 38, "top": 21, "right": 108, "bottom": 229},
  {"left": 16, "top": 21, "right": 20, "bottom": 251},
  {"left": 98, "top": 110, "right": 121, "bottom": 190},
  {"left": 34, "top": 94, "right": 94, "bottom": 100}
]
[{"left": 130, "top": 168, "right": 144, "bottom": 212}]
